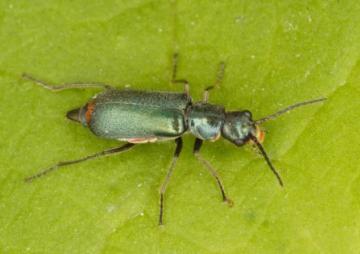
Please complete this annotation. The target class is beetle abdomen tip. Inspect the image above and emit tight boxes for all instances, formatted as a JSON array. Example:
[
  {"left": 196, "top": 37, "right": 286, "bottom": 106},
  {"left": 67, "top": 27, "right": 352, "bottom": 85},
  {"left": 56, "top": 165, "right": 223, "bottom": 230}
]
[{"left": 66, "top": 108, "right": 81, "bottom": 123}]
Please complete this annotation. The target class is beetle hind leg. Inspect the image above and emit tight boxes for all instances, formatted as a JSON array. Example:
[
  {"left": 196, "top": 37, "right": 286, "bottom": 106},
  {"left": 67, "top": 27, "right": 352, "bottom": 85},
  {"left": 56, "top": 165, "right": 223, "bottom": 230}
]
[{"left": 22, "top": 73, "right": 113, "bottom": 92}]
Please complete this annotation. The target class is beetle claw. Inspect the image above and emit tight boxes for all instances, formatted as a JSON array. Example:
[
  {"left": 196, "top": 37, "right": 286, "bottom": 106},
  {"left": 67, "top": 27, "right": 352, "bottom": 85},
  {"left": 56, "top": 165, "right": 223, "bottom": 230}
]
[{"left": 224, "top": 198, "right": 234, "bottom": 207}]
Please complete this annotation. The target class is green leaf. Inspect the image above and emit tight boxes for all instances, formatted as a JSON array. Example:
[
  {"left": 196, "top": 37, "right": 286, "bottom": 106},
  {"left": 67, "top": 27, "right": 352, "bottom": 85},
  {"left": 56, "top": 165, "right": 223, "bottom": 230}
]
[{"left": 1, "top": 1, "right": 360, "bottom": 253}]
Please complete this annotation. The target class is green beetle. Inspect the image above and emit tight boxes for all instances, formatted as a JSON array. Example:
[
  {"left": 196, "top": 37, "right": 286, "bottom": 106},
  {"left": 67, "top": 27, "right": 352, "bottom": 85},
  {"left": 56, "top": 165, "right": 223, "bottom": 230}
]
[{"left": 23, "top": 54, "right": 325, "bottom": 225}]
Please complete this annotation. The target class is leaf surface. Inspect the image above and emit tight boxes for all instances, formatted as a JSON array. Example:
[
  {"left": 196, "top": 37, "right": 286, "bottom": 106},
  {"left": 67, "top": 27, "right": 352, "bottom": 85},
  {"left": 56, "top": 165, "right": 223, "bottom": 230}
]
[{"left": 0, "top": 1, "right": 360, "bottom": 253}]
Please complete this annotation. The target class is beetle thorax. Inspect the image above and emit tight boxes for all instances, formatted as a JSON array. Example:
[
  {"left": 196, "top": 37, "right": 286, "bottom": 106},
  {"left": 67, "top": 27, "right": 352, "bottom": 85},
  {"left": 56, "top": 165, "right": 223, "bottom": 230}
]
[{"left": 187, "top": 102, "right": 225, "bottom": 141}]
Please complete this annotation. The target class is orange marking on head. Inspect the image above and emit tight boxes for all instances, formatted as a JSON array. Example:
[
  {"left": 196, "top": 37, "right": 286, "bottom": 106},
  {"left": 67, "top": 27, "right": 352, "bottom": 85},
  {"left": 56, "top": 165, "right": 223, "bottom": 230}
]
[
  {"left": 255, "top": 125, "right": 265, "bottom": 143},
  {"left": 85, "top": 101, "right": 96, "bottom": 124},
  {"left": 248, "top": 125, "right": 265, "bottom": 145}
]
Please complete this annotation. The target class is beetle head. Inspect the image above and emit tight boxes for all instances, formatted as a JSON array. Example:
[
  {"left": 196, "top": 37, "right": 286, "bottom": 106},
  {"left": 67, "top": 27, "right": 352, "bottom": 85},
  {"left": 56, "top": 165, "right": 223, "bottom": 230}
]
[{"left": 222, "top": 110, "right": 261, "bottom": 146}]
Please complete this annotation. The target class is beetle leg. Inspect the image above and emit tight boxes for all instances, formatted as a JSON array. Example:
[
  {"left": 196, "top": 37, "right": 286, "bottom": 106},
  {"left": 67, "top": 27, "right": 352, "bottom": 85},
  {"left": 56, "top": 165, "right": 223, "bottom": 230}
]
[
  {"left": 24, "top": 143, "right": 135, "bottom": 182},
  {"left": 159, "top": 137, "right": 183, "bottom": 225},
  {"left": 203, "top": 61, "right": 225, "bottom": 102},
  {"left": 214, "top": 61, "right": 226, "bottom": 88},
  {"left": 202, "top": 87, "right": 213, "bottom": 103},
  {"left": 170, "top": 53, "right": 190, "bottom": 96},
  {"left": 193, "top": 138, "right": 233, "bottom": 206},
  {"left": 22, "top": 73, "right": 113, "bottom": 91}
]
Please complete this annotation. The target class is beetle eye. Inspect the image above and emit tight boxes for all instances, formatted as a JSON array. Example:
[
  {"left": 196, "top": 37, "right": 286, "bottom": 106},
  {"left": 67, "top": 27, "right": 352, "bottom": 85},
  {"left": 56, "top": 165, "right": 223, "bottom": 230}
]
[{"left": 243, "top": 110, "right": 252, "bottom": 119}]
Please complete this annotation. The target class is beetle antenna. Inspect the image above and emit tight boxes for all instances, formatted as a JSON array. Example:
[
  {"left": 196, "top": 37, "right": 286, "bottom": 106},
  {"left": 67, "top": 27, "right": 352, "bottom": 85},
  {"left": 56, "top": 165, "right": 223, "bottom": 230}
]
[
  {"left": 249, "top": 134, "right": 283, "bottom": 187},
  {"left": 255, "top": 97, "right": 326, "bottom": 124}
]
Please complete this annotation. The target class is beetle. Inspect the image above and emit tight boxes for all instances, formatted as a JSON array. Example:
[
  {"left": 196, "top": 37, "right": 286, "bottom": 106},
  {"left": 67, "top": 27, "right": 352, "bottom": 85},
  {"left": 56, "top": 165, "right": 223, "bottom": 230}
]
[{"left": 23, "top": 54, "right": 326, "bottom": 225}]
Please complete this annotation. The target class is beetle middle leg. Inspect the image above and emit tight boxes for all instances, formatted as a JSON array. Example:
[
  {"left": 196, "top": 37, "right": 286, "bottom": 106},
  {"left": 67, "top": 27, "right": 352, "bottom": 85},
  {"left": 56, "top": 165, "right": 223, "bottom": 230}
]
[
  {"left": 193, "top": 138, "right": 233, "bottom": 206},
  {"left": 170, "top": 53, "right": 190, "bottom": 96},
  {"left": 22, "top": 73, "right": 113, "bottom": 91},
  {"left": 159, "top": 137, "right": 183, "bottom": 225},
  {"left": 24, "top": 143, "right": 135, "bottom": 182}
]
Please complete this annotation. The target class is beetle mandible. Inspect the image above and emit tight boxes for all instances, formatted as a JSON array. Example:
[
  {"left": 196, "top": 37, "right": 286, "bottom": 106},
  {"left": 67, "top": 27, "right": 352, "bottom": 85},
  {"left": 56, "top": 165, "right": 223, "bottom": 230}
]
[{"left": 23, "top": 54, "right": 326, "bottom": 225}]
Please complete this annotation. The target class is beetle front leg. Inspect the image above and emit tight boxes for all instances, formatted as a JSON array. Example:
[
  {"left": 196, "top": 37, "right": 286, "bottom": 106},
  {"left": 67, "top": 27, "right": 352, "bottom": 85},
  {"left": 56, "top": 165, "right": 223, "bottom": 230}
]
[
  {"left": 22, "top": 73, "right": 113, "bottom": 91},
  {"left": 159, "top": 137, "right": 183, "bottom": 225},
  {"left": 193, "top": 138, "right": 233, "bottom": 206},
  {"left": 202, "top": 61, "right": 225, "bottom": 102},
  {"left": 25, "top": 143, "right": 135, "bottom": 182}
]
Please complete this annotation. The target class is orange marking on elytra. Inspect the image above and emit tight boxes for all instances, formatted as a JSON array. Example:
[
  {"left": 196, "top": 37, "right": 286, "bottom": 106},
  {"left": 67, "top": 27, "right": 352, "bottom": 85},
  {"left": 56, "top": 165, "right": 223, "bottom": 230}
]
[
  {"left": 126, "top": 137, "right": 158, "bottom": 144},
  {"left": 85, "top": 101, "right": 96, "bottom": 124}
]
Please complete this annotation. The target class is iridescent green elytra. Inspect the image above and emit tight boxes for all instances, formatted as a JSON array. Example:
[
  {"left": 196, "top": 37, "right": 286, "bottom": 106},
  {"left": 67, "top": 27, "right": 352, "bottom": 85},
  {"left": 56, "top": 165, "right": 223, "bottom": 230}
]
[
  {"left": 22, "top": 54, "right": 326, "bottom": 225},
  {"left": 84, "top": 89, "right": 191, "bottom": 142}
]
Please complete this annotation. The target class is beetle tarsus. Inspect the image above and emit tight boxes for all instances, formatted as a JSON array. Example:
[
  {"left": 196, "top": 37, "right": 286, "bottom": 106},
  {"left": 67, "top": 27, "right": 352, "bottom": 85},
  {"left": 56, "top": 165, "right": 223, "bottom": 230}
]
[
  {"left": 24, "top": 143, "right": 135, "bottom": 182},
  {"left": 24, "top": 165, "right": 58, "bottom": 183},
  {"left": 224, "top": 198, "right": 234, "bottom": 207},
  {"left": 159, "top": 193, "right": 165, "bottom": 225},
  {"left": 202, "top": 61, "right": 226, "bottom": 103},
  {"left": 22, "top": 72, "right": 112, "bottom": 91},
  {"left": 170, "top": 53, "right": 190, "bottom": 96}
]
